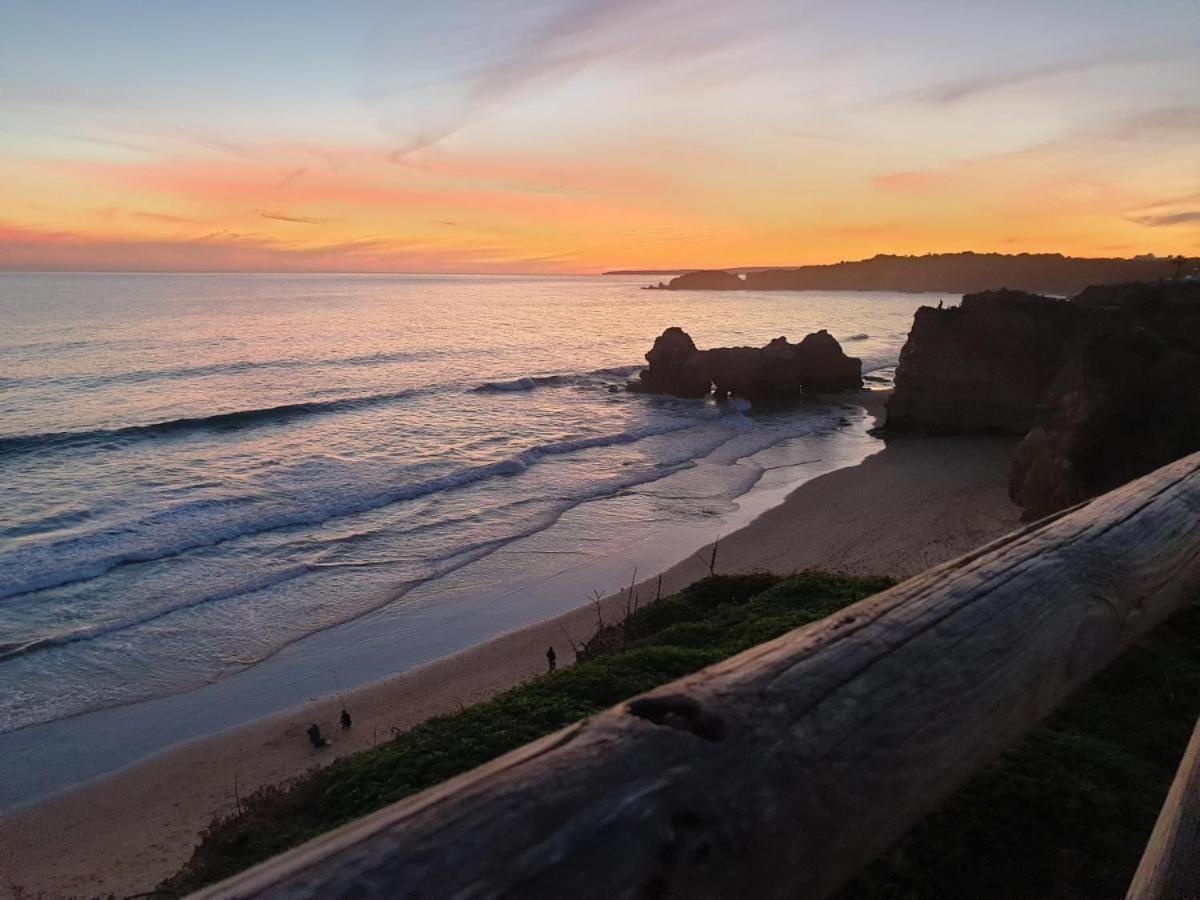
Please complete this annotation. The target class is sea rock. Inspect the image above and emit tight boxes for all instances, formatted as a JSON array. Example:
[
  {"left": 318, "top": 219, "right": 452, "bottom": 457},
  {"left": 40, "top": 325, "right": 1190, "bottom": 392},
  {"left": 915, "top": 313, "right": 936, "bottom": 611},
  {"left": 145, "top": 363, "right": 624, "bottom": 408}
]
[
  {"left": 796, "top": 330, "right": 865, "bottom": 392},
  {"left": 886, "top": 290, "right": 1089, "bottom": 434},
  {"left": 628, "top": 327, "right": 861, "bottom": 402},
  {"left": 1009, "top": 327, "right": 1200, "bottom": 519},
  {"left": 628, "top": 327, "right": 711, "bottom": 398},
  {"left": 663, "top": 270, "right": 745, "bottom": 291}
]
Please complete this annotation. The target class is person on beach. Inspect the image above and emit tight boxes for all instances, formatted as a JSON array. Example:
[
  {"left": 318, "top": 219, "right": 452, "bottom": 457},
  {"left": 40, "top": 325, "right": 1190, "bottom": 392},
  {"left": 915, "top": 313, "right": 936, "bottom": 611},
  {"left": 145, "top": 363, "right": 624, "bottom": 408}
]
[
  {"left": 307, "top": 723, "right": 326, "bottom": 748},
  {"left": 340, "top": 709, "right": 352, "bottom": 730},
  {"left": 546, "top": 645, "right": 557, "bottom": 673}
]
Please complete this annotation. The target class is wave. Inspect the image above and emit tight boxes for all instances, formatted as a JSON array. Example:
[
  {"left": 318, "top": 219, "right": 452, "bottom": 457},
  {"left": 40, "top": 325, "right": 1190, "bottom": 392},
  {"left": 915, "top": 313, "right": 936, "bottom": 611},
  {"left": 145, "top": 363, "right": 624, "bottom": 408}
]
[
  {"left": 476, "top": 376, "right": 539, "bottom": 392},
  {"left": 473, "top": 364, "right": 642, "bottom": 394},
  {"left": 5, "top": 347, "right": 452, "bottom": 392},
  {"left": 0, "top": 420, "right": 698, "bottom": 600},
  {"left": 0, "top": 566, "right": 310, "bottom": 662},
  {"left": 842, "top": 333, "right": 869, "bottom": 342},
  {"left": 0, "top": 388, "right": 423, "bottom": 457},
  {"left": 2, "top": 364, "right": 647, "bottom": 457}
]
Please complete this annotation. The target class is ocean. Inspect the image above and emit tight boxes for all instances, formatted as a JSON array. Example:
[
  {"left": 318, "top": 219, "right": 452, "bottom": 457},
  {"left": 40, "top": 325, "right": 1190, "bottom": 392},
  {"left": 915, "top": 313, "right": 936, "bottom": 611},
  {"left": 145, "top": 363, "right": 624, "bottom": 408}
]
[{"left": 0, "top": 272, "right": 944, "bottom": 802}]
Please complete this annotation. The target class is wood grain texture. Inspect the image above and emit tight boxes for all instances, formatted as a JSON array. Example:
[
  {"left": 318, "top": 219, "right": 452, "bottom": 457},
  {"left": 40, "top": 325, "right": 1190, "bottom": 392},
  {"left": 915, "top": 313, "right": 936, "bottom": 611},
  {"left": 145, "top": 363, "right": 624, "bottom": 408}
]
[
  {"left": 1127, "top": 717, "right": 1200, "bottom": 900},
  {"left": 198, "top": 452, "right": 1200, "bottom": 900}
]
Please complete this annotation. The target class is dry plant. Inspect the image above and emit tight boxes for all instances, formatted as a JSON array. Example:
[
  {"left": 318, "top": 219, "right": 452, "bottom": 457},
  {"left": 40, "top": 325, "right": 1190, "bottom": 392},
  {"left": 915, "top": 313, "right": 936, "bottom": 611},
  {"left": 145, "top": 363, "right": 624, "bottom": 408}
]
[{"left": 695, "top": 535, "right": 720, "bottom": 576}]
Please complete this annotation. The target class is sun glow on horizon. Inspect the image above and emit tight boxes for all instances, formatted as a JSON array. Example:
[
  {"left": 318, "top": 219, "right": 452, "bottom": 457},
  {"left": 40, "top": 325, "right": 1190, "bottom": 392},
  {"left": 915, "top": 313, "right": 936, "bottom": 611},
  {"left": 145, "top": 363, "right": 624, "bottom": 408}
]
[{"left": 2, "top": 0, "right": 1198, "bottom": 274}]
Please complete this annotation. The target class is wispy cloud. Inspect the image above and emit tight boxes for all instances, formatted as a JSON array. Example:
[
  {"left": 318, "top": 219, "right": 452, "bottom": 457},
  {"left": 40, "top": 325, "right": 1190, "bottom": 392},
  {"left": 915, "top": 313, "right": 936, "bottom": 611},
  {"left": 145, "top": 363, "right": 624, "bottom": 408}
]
[
  {"left": 257, "top": 209, "right": 340, "bottom": 225},
  {"left": 172, "top": 129, "right": 258, "bottom": 159},
  {"left": 0, "top": 220, "right": 585, "bottom": 274},
  {"left": 369, "top": 0, "right": 772, "bottom": 159},
  {"left": 1083, "top": 106, "right": 1200, "bottom": 143},
  {"left": 272, "top": 166, "right": 308, "bottom": 189},
  {"left": 56, "top": 130, "right": 162, "bottom": 156},
  {"left": 132, "top": 210, "right": 205, "bottom": 224},
  {"left": 893, "top": 42, "right": 1179, "bottom": 106},
  {"left": 872, "top": 106, "right": 1200, "bottom": 197},
  {"left": 1130, "top": 211, "right": 1200, "bottom": 228},
  {"left": 1135, "top": 189, "right": 1200, "bottom": 211}
]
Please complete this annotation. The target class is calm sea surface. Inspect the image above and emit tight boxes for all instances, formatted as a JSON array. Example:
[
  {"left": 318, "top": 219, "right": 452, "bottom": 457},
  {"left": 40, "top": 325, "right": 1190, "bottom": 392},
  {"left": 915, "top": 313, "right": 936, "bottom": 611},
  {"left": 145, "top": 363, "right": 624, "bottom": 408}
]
[{"left": 0, "top": 273, "right": 941, "bottom": 739}]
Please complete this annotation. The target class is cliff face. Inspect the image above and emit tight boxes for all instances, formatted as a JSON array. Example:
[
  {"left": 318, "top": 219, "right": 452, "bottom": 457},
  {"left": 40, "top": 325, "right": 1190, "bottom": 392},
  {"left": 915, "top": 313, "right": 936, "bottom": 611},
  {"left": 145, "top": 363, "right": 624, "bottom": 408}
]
[
  {"left": 887, "top": 281, "right": 1200, "bottom": 520},
  {"left": 628, "top": 328, "right": 862, "bottom": 402},
  {"left": 1010, "top": 328, "right": 1200, "bottom": 519},
  {"left": 886, "top": 290, "right": 1088, "bottom": 435}
]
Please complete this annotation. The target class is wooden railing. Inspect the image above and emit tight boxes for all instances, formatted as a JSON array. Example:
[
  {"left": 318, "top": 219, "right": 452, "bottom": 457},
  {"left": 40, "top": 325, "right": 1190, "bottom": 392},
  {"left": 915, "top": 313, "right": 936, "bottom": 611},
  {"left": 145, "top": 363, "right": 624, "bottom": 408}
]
[
  {"left": 199, "top": 452, "right": 1200, "bottom": 900},
  {"left": 1128, "top": 716, "right": 1200, "bottom": 899}
]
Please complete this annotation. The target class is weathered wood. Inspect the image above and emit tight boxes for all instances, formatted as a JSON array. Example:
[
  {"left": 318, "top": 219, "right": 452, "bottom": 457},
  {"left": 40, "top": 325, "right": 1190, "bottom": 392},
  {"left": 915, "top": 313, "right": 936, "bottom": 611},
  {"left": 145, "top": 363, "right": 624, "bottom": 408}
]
[
  {"left": 199, "top": 452, "right": 1200, "bottom": 900},
  {"left": 1127, "top": 716, "right": 1200, "bottom": 900}
]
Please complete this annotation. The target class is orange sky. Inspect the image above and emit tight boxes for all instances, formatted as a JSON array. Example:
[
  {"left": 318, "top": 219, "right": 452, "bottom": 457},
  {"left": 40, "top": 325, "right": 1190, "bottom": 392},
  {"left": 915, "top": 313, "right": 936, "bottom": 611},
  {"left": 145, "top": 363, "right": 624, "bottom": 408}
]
[{"left": 2, "top": 1, "right": 1198, "bottom": 273}]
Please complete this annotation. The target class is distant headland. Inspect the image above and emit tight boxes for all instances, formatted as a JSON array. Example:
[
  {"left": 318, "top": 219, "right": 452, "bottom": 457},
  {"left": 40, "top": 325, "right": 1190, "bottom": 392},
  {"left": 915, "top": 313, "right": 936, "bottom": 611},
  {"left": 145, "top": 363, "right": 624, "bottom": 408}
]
[{"left": 616, "top": 251, "right": 1195, "bottom": 297}]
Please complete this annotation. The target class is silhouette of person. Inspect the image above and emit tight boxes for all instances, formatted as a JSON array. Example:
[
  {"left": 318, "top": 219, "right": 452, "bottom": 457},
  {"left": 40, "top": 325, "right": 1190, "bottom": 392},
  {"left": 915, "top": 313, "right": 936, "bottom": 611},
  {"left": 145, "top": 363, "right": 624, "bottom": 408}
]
[
  {"left": 340, "top": 709, "right": 352, "bottom": 730},
  {"left": 307, "top": 723, "right": 326, "bottom": 748},
  {"left": 937, "top": 300, "right": 944, "bottom": 309},
  {"left": 546, "top": 645, "right": 557, "bottom": 673}
]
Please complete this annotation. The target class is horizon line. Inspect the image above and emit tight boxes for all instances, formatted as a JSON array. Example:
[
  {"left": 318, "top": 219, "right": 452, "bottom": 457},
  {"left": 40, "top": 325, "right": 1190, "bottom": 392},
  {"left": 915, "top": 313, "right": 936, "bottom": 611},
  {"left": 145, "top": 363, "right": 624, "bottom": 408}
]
[{"left": 0, "top": 249, "right": 1183, "bottom": 279}]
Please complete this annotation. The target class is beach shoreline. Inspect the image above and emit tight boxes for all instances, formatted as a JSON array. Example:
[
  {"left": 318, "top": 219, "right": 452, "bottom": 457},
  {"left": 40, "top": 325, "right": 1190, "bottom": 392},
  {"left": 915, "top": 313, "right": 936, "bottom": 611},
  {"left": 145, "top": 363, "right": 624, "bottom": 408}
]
[{"left": 0, "top": 390, "right": 1023, "bottom": 898}]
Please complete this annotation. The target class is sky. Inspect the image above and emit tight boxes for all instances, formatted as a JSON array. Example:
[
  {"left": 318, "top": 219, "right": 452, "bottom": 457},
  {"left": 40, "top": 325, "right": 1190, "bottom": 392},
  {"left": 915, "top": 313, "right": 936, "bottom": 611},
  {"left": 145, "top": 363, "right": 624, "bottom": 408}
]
[{"left": 1, "top": 0, "right": 1198, "bottom": 273}]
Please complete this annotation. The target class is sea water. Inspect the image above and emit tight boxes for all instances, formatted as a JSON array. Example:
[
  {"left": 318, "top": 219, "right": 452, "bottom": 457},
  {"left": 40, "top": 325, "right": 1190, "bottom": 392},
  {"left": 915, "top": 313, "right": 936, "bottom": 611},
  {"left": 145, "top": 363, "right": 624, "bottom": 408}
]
[{"left": 0, "top": 272, "right": 945, "bottom": 801}]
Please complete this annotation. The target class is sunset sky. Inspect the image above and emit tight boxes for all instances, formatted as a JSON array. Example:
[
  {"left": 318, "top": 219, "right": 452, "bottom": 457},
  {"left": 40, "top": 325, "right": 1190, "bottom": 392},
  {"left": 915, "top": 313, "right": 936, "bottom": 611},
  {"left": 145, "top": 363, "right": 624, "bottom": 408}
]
[{"left": 2, "top": 0, "right": 1198, "bottom": 273}]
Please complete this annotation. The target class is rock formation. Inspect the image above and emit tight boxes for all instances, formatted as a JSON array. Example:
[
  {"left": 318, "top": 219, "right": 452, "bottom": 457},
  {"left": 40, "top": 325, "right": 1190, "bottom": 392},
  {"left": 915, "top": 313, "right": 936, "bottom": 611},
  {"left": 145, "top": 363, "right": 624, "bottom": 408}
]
[
  {"left": 1010, "top": 326, "right": 1200, "bottom": 519},
  {"left": 630, "top": 327, "right": 711, "bottom": 398},
  {"left": 795, "top": 330, "right": 867, "bottom": 393},
  {"left": 886, "top": 290, "right": 1090, "bottom": 434},
  {"left": 886, "top": 281, "right": 1200, "bottom": 519},
  {"left": 628, "top": 328, "right": 862, "bottom": 402}
]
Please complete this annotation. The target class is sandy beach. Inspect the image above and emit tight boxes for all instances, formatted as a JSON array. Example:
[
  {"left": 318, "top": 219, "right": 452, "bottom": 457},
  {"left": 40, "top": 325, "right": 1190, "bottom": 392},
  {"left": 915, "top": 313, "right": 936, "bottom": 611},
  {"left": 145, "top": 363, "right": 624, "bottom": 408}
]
[{"left": 0, "top": 392, "right": 1022, "bottom": 899}]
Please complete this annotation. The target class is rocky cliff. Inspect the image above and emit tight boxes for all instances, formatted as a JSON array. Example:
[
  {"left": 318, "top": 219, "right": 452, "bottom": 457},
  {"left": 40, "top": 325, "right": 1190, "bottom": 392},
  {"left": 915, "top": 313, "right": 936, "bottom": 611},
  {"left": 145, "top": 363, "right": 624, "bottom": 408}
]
[
  {"left": 1009, "top": 321, "right": 1200, "bottom": 519},
  {"left": 628, "top": 328, "right": 862, "bottom": 402},
  {"left": 887, "top": 281, "right": 1200, "bottom": 519},
  {"left": 886, "top": 290, "right": 1089, "bottom": 434}
]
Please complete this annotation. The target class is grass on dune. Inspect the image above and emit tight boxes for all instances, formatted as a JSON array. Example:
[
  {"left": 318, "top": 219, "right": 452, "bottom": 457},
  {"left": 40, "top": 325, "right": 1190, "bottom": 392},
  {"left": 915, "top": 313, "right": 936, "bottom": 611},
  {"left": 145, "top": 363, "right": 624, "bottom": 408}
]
[{"left": 160, "top": 572, "right": 1200, "bottom": 899}]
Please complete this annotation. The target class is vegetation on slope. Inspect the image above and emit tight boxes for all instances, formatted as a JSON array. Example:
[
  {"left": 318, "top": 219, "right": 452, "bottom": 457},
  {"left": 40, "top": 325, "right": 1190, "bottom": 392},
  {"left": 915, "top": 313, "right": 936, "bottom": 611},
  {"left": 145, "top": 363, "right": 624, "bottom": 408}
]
[{"left": 162, "top": 572, "right": 1200, "bottom": 898}]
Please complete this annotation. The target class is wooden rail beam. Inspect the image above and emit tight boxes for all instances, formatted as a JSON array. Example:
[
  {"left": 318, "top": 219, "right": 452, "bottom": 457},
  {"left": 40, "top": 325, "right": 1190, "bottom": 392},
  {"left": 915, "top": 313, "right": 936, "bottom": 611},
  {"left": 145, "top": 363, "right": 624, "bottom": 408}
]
[
  {"left": 199, "top": 452, "right": 1200, "bottom": 900},
  {"left": 1127, "top": 716, "right": 1200, "bottom": 899}
]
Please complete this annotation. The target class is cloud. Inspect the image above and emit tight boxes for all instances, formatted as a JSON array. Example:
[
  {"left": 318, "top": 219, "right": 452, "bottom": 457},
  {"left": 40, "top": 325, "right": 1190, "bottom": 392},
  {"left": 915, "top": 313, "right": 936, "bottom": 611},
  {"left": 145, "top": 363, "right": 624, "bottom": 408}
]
[
  {"left": 272, "top": 166, "right": 309, "bottom": 189},
  {"left": 172, "top": 129, "right": 258, "bottom": 159},
  {"left": 0, "top": 220, "right": 585, "bottom": 274},
  {"left": 257, "top": 209, "right": 340, "bottom": 225},
  {"left": 56, "top": 131, "right": 162, "bottom": 156},
  {"left": 132, "top": 210, "right": 204, "bottom": 224},
  {"left": 1130, "top": 211, "right": 1200, "bottom": 227},
  {"left": 895, "top": 42, "right": 1178, "bottom": 106},
  {"left": 58, "top": 125, "right": 277, "bottom": 161},
  {"left": 871, "top": 106, "right": 1200, "bottom": 199},
  {"left": 370, "top": 0, "right": 771, "bottom": 159},
  {"left": 1086, "top": 106, "right": 1200, "bottom": 143}
]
